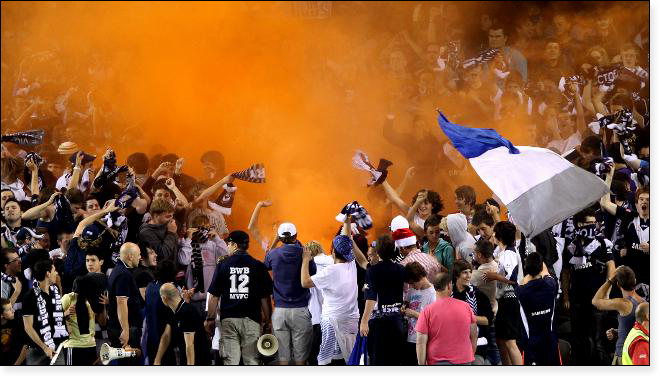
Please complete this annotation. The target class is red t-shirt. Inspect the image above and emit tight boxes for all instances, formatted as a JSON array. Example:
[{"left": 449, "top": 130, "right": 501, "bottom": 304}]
[{"left": 416, "top": 296, "right": 476, "bottom": 365}]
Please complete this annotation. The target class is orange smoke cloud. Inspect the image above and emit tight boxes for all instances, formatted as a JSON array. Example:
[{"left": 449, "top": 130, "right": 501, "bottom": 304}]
[{"left": 2, "top": 1, "right": 647, "bottom": 258}]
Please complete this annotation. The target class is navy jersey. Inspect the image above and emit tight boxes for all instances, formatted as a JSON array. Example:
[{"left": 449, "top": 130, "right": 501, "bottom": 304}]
[
  {"left": 208, "top": 250, "right": 272, "bottom": 324},
  {"left": 364, "top": 260, "right": 405, "bottom": 316},
  {"left": 516, "top": 276, "right": 560, "bottom": 365}
]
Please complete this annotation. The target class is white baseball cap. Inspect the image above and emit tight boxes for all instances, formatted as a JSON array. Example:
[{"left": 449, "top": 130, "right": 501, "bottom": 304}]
[{"left": 278, "top": 222, "right": 297, "bottom": 237}]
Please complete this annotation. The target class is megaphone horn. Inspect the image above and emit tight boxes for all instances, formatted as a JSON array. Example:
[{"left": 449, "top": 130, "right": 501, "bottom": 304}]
[
  {"left": 257, "top": 334, "right": 279, "bottom": 357},
  {"left": 100, "top": 343, "right": 140, "bottom": 365}
]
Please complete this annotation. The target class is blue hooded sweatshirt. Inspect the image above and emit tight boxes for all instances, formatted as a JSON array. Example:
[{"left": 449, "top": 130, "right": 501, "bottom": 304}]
[{"left": 264, "top": 242, "right": 316, "bottom": 308}]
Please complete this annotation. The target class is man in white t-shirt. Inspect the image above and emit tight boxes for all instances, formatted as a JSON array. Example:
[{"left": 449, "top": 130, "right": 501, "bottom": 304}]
[
  {"left": 301, "top": 234, "right": 368, "bottom": 365},
  {"left": 402, "top": 261, "right": 436, "bottom": 365}
]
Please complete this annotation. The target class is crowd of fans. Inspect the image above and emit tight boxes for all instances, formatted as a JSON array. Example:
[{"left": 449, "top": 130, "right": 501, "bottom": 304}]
[{"left": 1, "top": 1, "right": 651, "bottom": 366}]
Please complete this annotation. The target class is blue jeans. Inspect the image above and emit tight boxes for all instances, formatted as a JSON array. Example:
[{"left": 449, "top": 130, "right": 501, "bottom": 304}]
[{"left": 486, "top": 326, "right": 501, "bottom": 365}]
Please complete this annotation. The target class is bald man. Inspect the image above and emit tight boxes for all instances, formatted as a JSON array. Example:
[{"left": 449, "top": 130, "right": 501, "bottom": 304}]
[
  {"left": 107, "top": 242, "right": 143, "bottom": 365},
  {"left": 154, "top": 283, "right": 210, "bottom": 365}
]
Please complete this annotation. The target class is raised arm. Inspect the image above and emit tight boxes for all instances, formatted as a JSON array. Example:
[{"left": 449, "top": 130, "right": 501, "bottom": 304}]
[
  {"left": 381, "top": 180, "right": 410, "bottom": 215},
  {"left": 407, "top": 190, "right": 427, "bottom": 238},
  {"left": 300, "top": 245, "right": 315, "bottom": 288},
  {"left": 22, "top": 192, "right": 60, "bottom": 220},
  {"left": 344, "top": 214, "right": 368, "bottom": 269},
  {"left": 67, "top": 152, "right": 84, "bottom": 192},
  {"left": 73, "top": 201, "right": 118, "bottom": 238},
  {"left": 193, "top": 175, "right": 235, "bottom": 206},
  {"left": 599, "top": 168, "right": 617, "bottom": 216},
  {"left": 248, "top": 200, "right": 272, "bottom": 249},
  {"left": 26, "top": 159, "right": 39, "bottom": 197},
  {"left": 164, "top": 178, "right": 189, "bottom": 207}
]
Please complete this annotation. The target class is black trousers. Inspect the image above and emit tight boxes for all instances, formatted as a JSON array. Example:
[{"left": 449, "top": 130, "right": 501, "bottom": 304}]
[
  {"left": 64, "top": 346, "right": 98, "bottom": 365},
  {"left": 307, "top": 324, "right": 322, "bottom": 365},
  {"left": 367, "top": 316, "right": 405, "bottom": 366},
  {"left": 569, "top": 300, "right": 609, "bottom": 365}
]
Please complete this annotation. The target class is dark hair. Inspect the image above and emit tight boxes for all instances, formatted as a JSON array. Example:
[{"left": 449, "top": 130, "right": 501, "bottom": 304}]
[
  {"left": 411, "top": 190, "right": 444, "bottom": 214},
  {"left": 485, "top": 198, "right": 500, "bottom": 210},
  {"left": 37, "top": 187, "right": 57, "bottom": 205},
  {"left": 615, "top": 265, "right": 636, "bottom": 291},
  {"left": 226, "top": 230, "right": 250, "bottom": 250},
  {"left": 474, "top": 238, "right": 494, "bottom": 259},
  {"left": 1, "top": 248, "right": 18, "bottom": 273},
  {"left": 424, "top": 214, "right": 442, "bottom": 231},
  {"left": 65, "top": 188, "right": 85, "bottom": 206},
  {"left": 433, "top": 272, "right": 452, "bottom": 291},
  {"left": 524, "top": 252, "right": 543, "bottom": 277},
  {"left": 33, "top": 259, "right": 54, "bottom": 281},
  {"left": 455, "top": 185, "right": 477, "bottom": 207},
  {"left": 126, "top": 152, "right": 149, "bottom": 175},
  {"left": 611, "top": 179, "right": 629, "bottom": 200},
  {"left": 452, "top": 259, "right": 472, "bottom": 281},
  {"left": 1, "top": 188, "right": 14, "bottom": 195},
  {"left": 151, "top": 179, "right": 175, "bottom": 198},
  {"left": 471, "top": 209, "right": 495, "bottom": 227},
  {"left": 200, "top": 151, "right": 225, "bottom": 175},
  {"left": 404, "top": 261, "right": 427, "bottom": 283},
  {"left": 494, "top": 221, "right": 517, "bottom": 247},
  {"left": 3, "top": 198, "right": 20, "bottom": 210},
  {"left": 149, "top": 153, "right": 163, "bottom": 171},
  {"left": 280, "top": 234, "right": 298, "bottom": 245},
  {"left": 156, "top": 259, "right": 177, "bottom": 283},
  {"left": 635, "top": 186, "right": 649, "bottom": 203},
  {"left": 161, "top": 153, "right": 179, "bottom": 165},
  {"left": 580, "top": 135, "right": 601, "bottom": 156},
  {"left": 489, "top": 22, "right": 508, "bottom": 36},
  {"left": 574, "top": 208, "right": 596, "bottom": 225},
  {"left": 138, "top": 242, "right": 153, "bottom": 260},
  {"left": 85, "top": 248, "right": 103, "bottom": 261},
  {"left": 375, "top": 234, "right": 396, "bottom": 261}
]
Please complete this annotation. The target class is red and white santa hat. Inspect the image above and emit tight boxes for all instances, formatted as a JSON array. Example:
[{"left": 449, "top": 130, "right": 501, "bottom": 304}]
[{"left": 391, "top": 228, "right": 417, "bottom": 248}]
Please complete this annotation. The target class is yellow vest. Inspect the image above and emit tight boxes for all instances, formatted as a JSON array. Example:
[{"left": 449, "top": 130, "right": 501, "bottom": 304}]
[{"left": 622, "top": 325, "right": 649, "bottom": 365}]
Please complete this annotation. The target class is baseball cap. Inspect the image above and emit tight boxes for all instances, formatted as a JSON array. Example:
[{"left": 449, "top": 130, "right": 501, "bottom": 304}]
[
  {"left": 226, "top": 230, "right": 249, "bottom": 246},
  {"left": 277, "top": 222, "right": 297, "bottom": 237}
]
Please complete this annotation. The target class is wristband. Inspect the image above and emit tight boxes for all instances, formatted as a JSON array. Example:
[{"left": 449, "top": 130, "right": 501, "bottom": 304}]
[
  {"left": 205, "top": 317, "right": 215, "bottom": 322},
  {"left": 608, "top": 279, "right": 616, "bottom": 286}
]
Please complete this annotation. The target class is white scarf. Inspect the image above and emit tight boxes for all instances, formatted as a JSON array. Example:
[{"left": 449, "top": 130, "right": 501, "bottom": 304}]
[
  {"left": 1, "top": 180, "right": 26, "bottom": 202},
  {"left": 567, "top": 238, "right": 601, "bottom": 266},
  {"left": 632, "top": 216, "right": 649, "bottom": 244},
  {"left": 32, "top": 280, "right": 68, "bottom": 350}
]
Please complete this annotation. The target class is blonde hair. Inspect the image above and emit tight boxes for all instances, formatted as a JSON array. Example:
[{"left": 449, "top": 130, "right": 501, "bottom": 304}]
[
  {"left": 150, "top": 198, "right": 174, "bottom": 216},
  {"left": 306, "top": 240, "right": 325, "bottom": 257}
]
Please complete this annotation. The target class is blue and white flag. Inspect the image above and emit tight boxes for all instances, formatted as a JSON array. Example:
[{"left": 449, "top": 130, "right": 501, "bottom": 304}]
[{"left": 438, "top": 112, "right": 609, "bottom": 238}]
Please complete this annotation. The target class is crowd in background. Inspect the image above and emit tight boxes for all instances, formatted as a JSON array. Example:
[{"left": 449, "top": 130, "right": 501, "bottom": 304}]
[{"left": 1, "top": 1, "right": 650, "bottom": 366}]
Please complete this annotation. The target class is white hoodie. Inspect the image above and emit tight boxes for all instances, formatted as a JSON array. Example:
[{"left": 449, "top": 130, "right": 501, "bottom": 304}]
[{"left": 447, "top": 213, "right": 476, "bottom": 264}]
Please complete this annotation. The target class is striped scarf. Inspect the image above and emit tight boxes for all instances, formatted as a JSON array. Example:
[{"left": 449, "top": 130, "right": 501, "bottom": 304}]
[
  {"left": 32, "top": 280, "right": 68, "bottom": 350},
  {"left": 453, "top": 284, "right": 478, "bottom": 315}
]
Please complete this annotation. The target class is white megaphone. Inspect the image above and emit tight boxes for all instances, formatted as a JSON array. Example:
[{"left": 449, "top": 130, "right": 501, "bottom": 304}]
[
  {"left": 257, "top": 334, "right": 279, "bottom": 357},
  {"left": 100, "top": 343, "right": 140, "bottom": 365}
]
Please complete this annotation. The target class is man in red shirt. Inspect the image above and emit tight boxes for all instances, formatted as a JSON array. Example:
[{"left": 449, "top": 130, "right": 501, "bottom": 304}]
[{"left": 415, "top": 272, "right": 478, "bottom": 365}]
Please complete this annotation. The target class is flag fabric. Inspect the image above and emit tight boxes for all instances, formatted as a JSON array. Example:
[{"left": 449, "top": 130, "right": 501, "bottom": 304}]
[
  {"left": 437, "top": 112, "right": 609, "bottom": 238},
  {"left": 1, "top": 129, "right": 45, "bottom": 145},
  {"left": 231, "top": 163, "right": 266, "bottom": 183}
]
